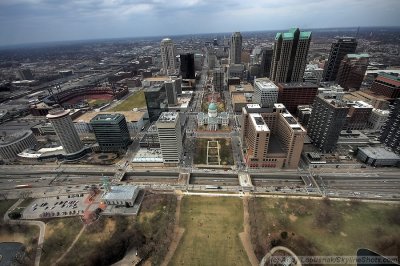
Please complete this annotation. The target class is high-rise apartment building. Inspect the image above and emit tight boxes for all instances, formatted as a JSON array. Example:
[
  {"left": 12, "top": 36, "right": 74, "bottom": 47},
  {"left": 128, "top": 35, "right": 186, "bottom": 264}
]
[
  {"left": 277, "top": 82, "right": 319, "bottom": 114},
  {"left": 253, "top": 78, "right": 279, "bottom": 108},
  {"left": 379, "top": 98, "right": 400, "bottom": 155},
  {"left": 336, "top": 54, "right": 369, "bottom": 91},
  {"left": 160, "top": 38, "right": 177, "bottom": 75},
  {"left": 90, "top": 113, "right": 132, "bottom": 152},
  {"left": 156, "top": 112, "right": 183, "bottom": 165},
  {"left": 241, "top": 103, "right": 306, "bottom": 169},
  {"left": 46, "top": 108, "right": 86, "bottom": 159},
  {"left": 144, "top": 85, "right": 168, "bottom": 122},
  {"left": 370, "top": 74, "right": 400, "bottom": 99},
  {"left": 307, "top": 95, "right": 349, "bottom": 153},
  {"left": 259, "top": 47, "right": 273, "bottom": 78},
  {"left": 367, "top": 109, "right": 389, "bottom": 131},
  {"left": 323, "top": 37, "right": 357, "bottom": 82},
  {"left": 230, "top": 32, "right": 242, "bottom": 64},
  {"left": 180, "top": 53, "right": 195, "bottom": 79},
  {"left": 270, "top": 28, "right": 312, "bottom": 83}
]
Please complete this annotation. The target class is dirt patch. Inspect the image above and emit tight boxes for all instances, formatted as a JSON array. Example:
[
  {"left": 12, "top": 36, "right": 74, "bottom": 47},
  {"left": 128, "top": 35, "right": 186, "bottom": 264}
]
[
  {"left": 289, "top": 214, "right": 298, "bottom": 222},
  {"left": 0, "top": 233, "right": 27, "bottom": 243},
  {"left": 340, "top": 232, "right": 348, "bottom": 237}
]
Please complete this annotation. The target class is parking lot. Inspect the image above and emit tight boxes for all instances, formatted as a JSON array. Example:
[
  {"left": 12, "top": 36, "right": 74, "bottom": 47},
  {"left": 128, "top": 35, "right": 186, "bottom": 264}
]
[{"left": 23, "top": 193, "right": 89, "bottom": 219}]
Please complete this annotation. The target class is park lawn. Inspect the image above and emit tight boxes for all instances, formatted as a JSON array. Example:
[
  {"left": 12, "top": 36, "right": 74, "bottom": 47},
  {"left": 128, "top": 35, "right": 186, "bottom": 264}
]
[
  {"left": 40, "top": 217, "right": 84, "bottom": 266},
  {"left": 249, "top": 198, "right": 400, "bottom": 259},
  {"left": 194, "top": 139, "right": 208, "bottom": 164},
  {"left": 170, "top": 196, "right": 250, "bottom": 266},
  {"left": 110, "top": 90, "right": 146, "bottom": 111},
  {"left": 218, "top": 138, "right": 234, "bottom": 165}
]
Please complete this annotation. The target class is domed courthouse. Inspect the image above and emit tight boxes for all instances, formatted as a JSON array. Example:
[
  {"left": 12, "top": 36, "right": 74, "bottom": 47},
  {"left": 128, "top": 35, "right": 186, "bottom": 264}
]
[{"left": 197, "top": 102, "right": 229, "bottom": 131}]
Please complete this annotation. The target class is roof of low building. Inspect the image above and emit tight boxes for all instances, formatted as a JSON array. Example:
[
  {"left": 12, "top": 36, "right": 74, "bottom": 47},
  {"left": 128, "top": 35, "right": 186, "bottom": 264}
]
[{"left": 102, "top": 185, "right": 139, "bottom": 200}]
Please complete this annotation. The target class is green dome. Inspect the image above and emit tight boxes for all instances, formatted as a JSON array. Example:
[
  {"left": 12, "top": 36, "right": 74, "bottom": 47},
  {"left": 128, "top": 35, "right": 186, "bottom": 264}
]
[{"left": 208, "top": 102, "right": 217, "bottom": 111}]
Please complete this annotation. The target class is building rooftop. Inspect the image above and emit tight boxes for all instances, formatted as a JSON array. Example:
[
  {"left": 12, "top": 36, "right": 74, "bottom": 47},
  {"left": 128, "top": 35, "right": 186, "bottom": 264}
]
[
  {"left": 254, "top": 78, "right": 278, "bottom": 90},
  {"left": 232, "top": 94, "right": 248, "bottom": 104},
  {"left": 102, "top": 185, "right": 139, "bottom": 200},
  {"left": 375, "top": 73, "right": 400, "bottom": 87},
  {"left": 91, "top": 113, "right": 123, "bottom": 122},
  {"left": 157, "top": 112, "right": 178, "bottom": 123},
  {"left": 74, "top": 111, "right": 145, "bottom": 123},
  {"left": 278, "top": 82, "right": 319, "bottom": 88},
  {"left": 346, "top": 53, "right": 369, "bottom": 59},
  {"left": 46, "top": 108, "right": 70, "bottom": 119},
  {"left": 0, "top": 130, "right": 33, "bottom": 146},
  {"left": 229, "top": 83, "right": 254, "bottom": 93},
  {"left": 358, "top": 146, "right": 400, "bottom": 160},
  {"left": 249, "top": 113, "right": 269, "bottom": 132}
]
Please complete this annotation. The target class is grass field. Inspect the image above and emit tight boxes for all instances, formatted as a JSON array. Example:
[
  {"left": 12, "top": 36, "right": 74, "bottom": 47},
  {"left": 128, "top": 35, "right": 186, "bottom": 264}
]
[
  {"left": 249, "top": 198, "right": 400, "bottom": 259},
  {"left": 88, "top": 98, "right": 110, "bottom": 107},
  {"left": 110, "top": 90, "right": 146, "bottom": 111},
  {"left": 170, "top": 196, "right": 250, "bottom": 266},
  {"left": 40, "top": 217, "right": 84, "bottom": 266},
  {"left": 194, "top": 138, "right": 234, "bottom": 165}
]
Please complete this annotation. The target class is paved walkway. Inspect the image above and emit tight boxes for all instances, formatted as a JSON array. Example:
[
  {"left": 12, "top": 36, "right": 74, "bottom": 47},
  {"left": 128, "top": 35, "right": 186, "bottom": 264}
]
[
  {"left": 3, "top": 199, "right": 46, "bottom": 266},
  {"left": 239, "top": 197, "right": 259, "bottom": 266},
  {"left": 55, "top": 225, "right": 86, "bottom": 264},
  {"left": 160, "top": 195, "right": 185, "bottom": 266},
  {"left": 260, "top": 246, "right": 302, "bottom": 266}
]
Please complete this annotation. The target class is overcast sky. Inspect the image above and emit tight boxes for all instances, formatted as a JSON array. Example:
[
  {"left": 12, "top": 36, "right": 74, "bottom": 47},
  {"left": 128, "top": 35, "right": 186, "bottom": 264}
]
[{"left": 0, "top": 0, "right": 399, "bottom": 46}]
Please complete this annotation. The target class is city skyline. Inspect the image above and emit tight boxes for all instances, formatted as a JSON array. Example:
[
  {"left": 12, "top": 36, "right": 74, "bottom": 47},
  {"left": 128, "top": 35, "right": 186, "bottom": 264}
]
[{"left": 0, "top": 0, "right": 399, "bottom": 46}]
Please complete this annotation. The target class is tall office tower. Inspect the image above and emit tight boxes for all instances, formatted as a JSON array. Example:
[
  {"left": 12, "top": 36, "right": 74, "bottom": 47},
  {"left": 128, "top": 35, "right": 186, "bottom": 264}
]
[
  {"left": 46, "top": 108, "right": 85, "bottom": 158},
  {"left": 322, "top": 37, "right": 358, "bottom": 82},
  {"left": 164, "top": 80, "right": 177, "bottom": 105},
  {"left": 16, "top": 69, "right": 34, "bottom": 80},
  {"left": 171, "top": 76, "right": 182, "bottom": 95},
  {"left": 259, "top": 47, "right": 273, "bottom": 78},
  {"left": 270, "top": 28, "right": 312, "bottom": 83},
  {"left": 230, "top": 32, "right": 242, "bottom": 64},
  {"left": 370, "top": 74, "right": 400, "bottom": 99},
  {"left": 144, "top": 85, "right": 168, "bottom": 122},
  {"left": 336, "top": 54, "right": 369, "bottom": 91},
  {"left": 379, "top": 98, "right": 400, "bottom": 155},
  {"left": 253, "top": 78, "right": 279, "bottom": 108},
  {"left": 156, "top": 112, "right": 183, "bottom": 166},
  {"left": 160, "top": 38, "right": 177, "bottom": 75},
  {"left": 180, "top": 53, "right": 195, "bottom": 79},
  {"left": 90, "top": 114, "right": 132, "bottom": 152},
  {"left": 277, "top": 82, "right": 319, "bottom": 114},
  {"left": 307, "top": 95, "right": 349, "bottom": 153},
  {"left": 213, "top": 68, "right": 225, "bottom": 93},
  {"left": 241, "top": 104, "right": 306, "bottom": 169}
]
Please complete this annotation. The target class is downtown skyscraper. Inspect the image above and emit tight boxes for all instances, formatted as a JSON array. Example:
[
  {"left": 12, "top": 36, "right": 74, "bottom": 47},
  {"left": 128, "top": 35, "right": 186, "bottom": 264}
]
[
  {"left": 230, "top": 32, "right": 242, "bottom": 64},
  {"left": 323, "top": 37, "right": 357, "bottom": 82},
  {"left": 160, "top": 38, "right": 177, "bottom": 75},
  {"left": 270, "top": 28, "right": 312, "bottom": 83}
]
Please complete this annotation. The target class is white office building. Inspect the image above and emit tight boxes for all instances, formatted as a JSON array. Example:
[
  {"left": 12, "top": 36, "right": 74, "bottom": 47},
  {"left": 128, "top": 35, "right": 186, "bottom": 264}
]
[
  {"left": 367, "top": 108, "right": 390, "bottom": 131},
  {"left": 156, "top": 112, "right": 183, "bottom": 166},
  {"left": 253, "top": 78, "right": 279, "bottom": 108}
]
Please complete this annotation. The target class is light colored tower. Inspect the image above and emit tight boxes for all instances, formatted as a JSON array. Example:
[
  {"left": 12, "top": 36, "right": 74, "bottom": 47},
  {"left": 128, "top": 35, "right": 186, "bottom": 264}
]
[
  {"left": 160, "top": 38, "right": 177, "bottom": 75},
  {"left": 230, "top": 32, "right": 242, "bottom": 64},
  {"left": 46, "top": 108, "right": 85, "bottom": 157},
  {"left": 253, "top": 77, "right": 278, "bottom": 108},
  {"left": 156, "top": 112, "right": 182, "bottom": 166},
  {"left": 271, "top": 28, "right": 312, "bottom": 83}
]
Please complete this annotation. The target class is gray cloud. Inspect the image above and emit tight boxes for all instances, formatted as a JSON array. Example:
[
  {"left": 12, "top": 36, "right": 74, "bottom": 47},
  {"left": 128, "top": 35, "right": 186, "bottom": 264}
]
[{"left": 0, "top": 0, "right": 399, "bottom": 45}]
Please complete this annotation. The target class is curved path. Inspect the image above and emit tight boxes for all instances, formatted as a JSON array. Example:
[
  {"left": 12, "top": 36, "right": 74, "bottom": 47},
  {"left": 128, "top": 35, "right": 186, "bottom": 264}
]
[
  {"left": 3, "top": 199, "right": 46, "bottom": 266},
  {"left": 55, "top": 225, "right": 86, "bottom": 265},
  {"left": 260, "top": 246, "right": 302, "bottom": 266}
]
